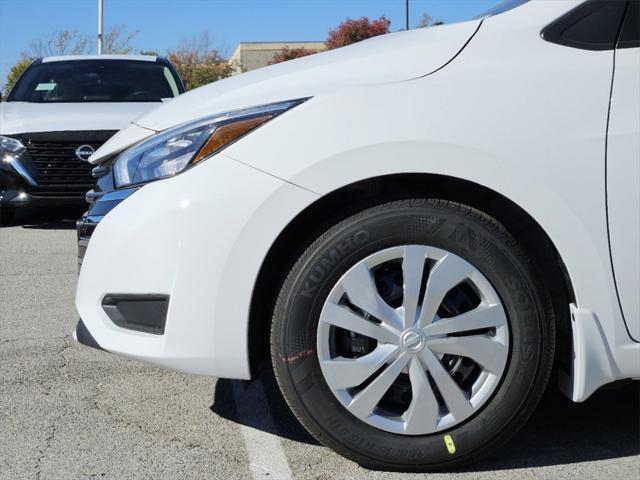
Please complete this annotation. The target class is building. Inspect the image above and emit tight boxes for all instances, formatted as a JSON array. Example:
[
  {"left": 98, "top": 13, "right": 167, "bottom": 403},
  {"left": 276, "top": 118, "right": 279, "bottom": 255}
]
[{"left": 229, "top": 41, "right": 326, "bottom": 75}]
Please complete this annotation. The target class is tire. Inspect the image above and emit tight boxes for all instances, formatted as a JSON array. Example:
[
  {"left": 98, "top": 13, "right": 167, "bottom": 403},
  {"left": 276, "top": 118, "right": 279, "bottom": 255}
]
[{"left": 271, "top": 198, "right": 555, "bottom": 471}]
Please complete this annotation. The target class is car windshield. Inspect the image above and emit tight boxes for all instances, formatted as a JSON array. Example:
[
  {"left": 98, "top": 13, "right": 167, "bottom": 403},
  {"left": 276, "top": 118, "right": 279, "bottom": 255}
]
[
  {"left": 475, "top": 0, "right": 530, "bottom": 19},
  {"left": 8, "top": 60, "right": 181, "bottom": 103}
]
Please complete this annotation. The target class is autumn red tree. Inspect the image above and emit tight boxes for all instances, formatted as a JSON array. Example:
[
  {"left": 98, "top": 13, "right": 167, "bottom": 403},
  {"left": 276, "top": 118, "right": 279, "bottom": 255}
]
[
  {"left": 269, "top": 47, "right": 318, "bottom": 65},
  {"left": 325, "top": 16, "right": 391, "bottom": 50},
  {"left": 269, "top": 16, "right": 391, "bottom": 66}
]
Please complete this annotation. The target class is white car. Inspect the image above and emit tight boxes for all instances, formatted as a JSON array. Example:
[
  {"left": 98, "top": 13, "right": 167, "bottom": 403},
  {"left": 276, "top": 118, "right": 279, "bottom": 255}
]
[
  {"left": 75, "top": 0, "right": 639, "bottom": 470},
  {"left": 0, "top": 55, "right": 184, "bottom": 223}
]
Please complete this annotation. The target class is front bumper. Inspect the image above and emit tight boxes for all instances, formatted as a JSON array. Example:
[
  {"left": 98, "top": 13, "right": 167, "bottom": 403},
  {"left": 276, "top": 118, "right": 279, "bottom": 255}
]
[
  {"left": 1, "top": 188, "right": 88, "bottom": 208},
  {"left": 74, "top": 318, "right": 105, "bottom": 351},
  {"left": 1, "top": 166, "right": 86, "bottom": 208},
  {"left": 77, "top": 187, "right": 139, "bottom": 269},
  {"left": 74, "top": 154, "right": 318, "bottom": 378}
]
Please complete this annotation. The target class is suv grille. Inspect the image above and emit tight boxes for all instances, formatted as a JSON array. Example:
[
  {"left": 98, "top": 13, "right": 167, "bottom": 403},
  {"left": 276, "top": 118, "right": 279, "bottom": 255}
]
[{"left": 19, "top": 131, "right": 117, "bottom": 198}]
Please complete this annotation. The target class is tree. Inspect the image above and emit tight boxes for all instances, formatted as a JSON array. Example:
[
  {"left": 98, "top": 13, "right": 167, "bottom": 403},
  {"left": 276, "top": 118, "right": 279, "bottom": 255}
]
[
  {"left": 416, "top": 13, "right": 444, "bottom": 28},
  {"left": 325, "top": 16, "right": 391, "bottom": 50},
  {"left": 25, "top": 29, "right": 93, "bottom": 57},
  {"left": 4, "top": 57, "right": 32, "bottom": 96},
  {"left": 23, "top": 26, "right": 139, "bottom": 58},
  {"left": 269, "top": 47, "right": 318, "bottom": 65},
  {"left": 102, "top": 25, "right": 139, "bottom": 54},
  {"left": 167, "top": 32, "right": 232, "bottom": 90}
]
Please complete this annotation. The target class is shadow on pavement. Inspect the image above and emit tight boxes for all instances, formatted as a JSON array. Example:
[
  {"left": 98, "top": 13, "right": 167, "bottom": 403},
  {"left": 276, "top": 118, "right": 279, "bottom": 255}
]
[
  {"left": 469, "top": 380, "right": 639, "bottom": 471},
  {"left": 211, "top": 365, "right": 320, "bottom": 446},
  {"left": 214, "top": 367, "right": 639, "bottom": 469},
  {"left": 1, "top": 206, "right": 83, "bottom": 229}
]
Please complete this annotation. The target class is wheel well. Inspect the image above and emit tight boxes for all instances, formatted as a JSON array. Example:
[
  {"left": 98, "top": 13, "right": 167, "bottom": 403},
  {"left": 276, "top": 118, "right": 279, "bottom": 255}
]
[{"left": 248, "top": 173, "right": 575, "bottom": 377}]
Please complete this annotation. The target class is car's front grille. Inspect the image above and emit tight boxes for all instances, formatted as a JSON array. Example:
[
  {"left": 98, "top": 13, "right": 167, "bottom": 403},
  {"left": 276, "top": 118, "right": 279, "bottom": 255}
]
[
  {"left": 19, "top": 131, "right": 117, "bottom": 198},
  {"left": 25, "top": 141, "right": 101, "bottom": 197}
]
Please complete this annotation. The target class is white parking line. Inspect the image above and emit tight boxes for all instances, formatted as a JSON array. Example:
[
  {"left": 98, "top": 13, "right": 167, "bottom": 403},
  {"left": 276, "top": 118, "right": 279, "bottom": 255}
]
[{"left": 232, "top": 380, "right": 293, "bottom": 480}]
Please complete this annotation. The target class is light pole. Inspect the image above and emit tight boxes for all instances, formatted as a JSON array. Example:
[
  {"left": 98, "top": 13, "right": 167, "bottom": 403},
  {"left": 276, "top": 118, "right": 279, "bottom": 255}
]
[
  {"left": 97, "top": 0, "right": 104, "bottom": 54},
  {"left": 405, "top": 0, "right": 410, "bottom": 30}
]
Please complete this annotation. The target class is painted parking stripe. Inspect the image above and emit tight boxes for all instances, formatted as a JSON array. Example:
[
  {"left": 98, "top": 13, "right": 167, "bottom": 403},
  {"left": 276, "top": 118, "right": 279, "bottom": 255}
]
[{"left": 232, "top": 380, "right": 293, "bottom": 480}]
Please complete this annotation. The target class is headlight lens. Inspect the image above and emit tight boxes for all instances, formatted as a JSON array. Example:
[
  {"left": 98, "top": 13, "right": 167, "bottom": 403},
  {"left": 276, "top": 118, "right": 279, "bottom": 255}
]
[
  {"left": 0, "top": 135, "right": 25, "bottom": 154},
  {"left": 113, "top": 99, "right": 306, "bottom": 188}
]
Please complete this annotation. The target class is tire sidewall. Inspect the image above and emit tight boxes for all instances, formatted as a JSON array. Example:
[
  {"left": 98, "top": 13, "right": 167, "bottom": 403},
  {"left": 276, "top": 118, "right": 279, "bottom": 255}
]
[{"left": 272, "top": 199, "right": 552, "bottom": 469}]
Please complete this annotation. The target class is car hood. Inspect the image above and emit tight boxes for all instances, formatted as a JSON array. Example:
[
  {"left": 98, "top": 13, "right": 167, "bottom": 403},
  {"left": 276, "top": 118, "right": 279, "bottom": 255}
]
[
  {"left": 91, "top": 19, "right": 481, "bottom": 163},
  {"left": 0, "top": 101, "right": 161, "bottom": 135}
]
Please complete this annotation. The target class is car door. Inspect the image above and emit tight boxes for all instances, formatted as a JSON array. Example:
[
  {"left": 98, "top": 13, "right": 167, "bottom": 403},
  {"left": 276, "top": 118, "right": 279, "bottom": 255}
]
[{"left": 607, "top": 0, "right": 640, "bottom": 340}]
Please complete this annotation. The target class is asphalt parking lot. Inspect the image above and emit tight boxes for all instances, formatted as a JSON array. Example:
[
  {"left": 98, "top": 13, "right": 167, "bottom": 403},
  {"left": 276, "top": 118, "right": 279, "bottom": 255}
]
[{"left": 1, "top": 209, "right": 639, "bottom": 480}]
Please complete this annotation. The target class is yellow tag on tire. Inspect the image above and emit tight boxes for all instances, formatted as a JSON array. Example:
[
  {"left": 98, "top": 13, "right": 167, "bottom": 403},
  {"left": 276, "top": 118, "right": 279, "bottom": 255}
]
[{"left": 444, "top": 435, "right": 456, "bottom": 454}]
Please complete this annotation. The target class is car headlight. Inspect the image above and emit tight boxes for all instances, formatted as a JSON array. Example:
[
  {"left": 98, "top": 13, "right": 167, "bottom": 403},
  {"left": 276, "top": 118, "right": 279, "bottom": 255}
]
[
  {"left": 0, "top": 135, "right": 37, "bottom": 186},
  {"left": 113, "top": 99, "right": 307, "bottom": 188},
  {"left": 0, "top": 135, "right": 25, "bottom": 154}
]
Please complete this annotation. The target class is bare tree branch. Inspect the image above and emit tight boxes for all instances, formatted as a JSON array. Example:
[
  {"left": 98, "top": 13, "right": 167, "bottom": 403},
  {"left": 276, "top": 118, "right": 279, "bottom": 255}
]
[
  {"left": 25, "top": 29, "right": 93, "bottom": 57},
  {"left": 103, "top": 25, "right": 139, "bottom": 54},
  {"left": 167, "top": 31, "right": 232, "bottom": 90},
  {"left": 22, "top": 25, "right": 139, "bottom": 58},
  {"left": 416, "top": 13, "right": 444, "bottom": 28}
]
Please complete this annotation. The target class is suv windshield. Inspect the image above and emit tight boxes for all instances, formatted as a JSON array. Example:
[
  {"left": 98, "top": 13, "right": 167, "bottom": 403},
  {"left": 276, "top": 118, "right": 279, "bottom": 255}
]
[{"left": 8, "top": 60, "right": 181, "bottom": 103}]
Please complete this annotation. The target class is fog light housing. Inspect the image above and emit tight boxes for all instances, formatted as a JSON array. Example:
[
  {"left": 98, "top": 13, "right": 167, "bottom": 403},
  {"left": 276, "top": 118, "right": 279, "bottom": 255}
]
[{"left": 102, "top": 294, "right": 169, "bottom": 335}]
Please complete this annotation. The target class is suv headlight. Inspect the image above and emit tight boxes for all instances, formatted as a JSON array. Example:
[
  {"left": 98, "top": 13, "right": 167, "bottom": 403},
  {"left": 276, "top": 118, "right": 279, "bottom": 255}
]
[
  {"left": 113, "top": 99, "right": 307, "bottom": 188},
  {"left": 1, "top": 135, "right": 37, "bottom": 186},
  {"left": 0, "top": 135, "right": 25, "bottom": 154}
]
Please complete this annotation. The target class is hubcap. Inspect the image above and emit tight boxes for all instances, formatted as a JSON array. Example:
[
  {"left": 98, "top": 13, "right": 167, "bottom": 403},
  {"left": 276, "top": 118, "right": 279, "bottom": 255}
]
[
  {"left": 400, "top": 329, "right": 426, "bottom": 353},
  {"left": 317, "top": 245, "right": 510, "bottom": 435}
]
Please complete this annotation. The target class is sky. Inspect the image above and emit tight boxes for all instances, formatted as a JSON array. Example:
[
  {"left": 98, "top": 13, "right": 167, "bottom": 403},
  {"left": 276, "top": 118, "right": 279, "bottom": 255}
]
[{"left": 0, "top": 0, "right": 498, "bottom": 87}]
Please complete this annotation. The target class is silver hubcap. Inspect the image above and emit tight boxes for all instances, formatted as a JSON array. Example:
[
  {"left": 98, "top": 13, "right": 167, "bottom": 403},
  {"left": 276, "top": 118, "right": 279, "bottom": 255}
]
[{"left": 317, "top": 245, "right": 510, "bottom": 435}]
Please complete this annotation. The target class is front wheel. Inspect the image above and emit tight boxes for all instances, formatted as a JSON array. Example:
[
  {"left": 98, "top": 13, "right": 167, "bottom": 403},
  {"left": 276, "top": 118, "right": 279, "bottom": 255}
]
[{"left": 271, "top": 199, "right": 555, "bottom": 471}]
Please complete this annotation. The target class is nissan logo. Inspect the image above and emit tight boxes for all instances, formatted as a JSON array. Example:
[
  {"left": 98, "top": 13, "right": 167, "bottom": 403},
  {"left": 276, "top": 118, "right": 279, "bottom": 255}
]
[
  {"left": 75, "top": 144, "right": 95, "bottom": 161},
  {"left": 400, "top": 329, "right": 426, "bottom": 353}
]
